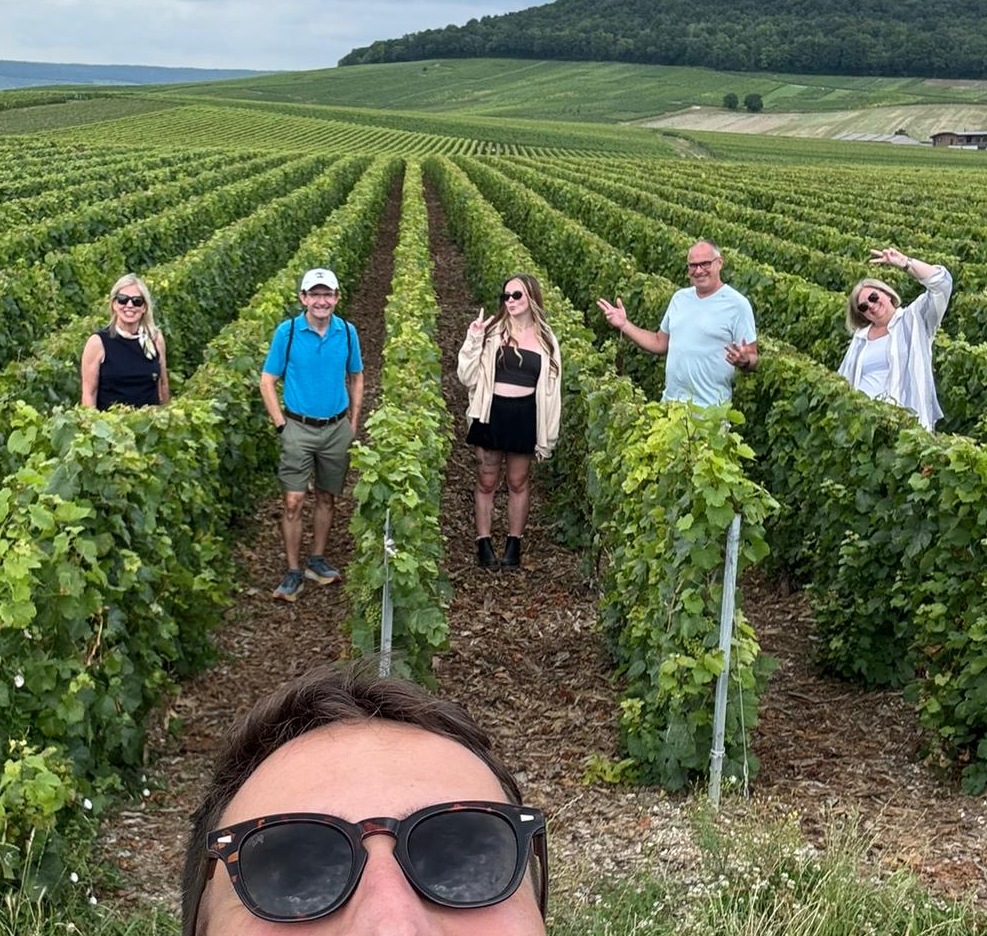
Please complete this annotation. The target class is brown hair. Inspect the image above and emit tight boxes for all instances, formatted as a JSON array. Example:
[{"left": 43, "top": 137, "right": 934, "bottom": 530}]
[
  {"left": 181, "top": 660, "right": 527, "bottom": 935},
  {"left": 485, "top": 273, "right": 560, "bottom": 380}
]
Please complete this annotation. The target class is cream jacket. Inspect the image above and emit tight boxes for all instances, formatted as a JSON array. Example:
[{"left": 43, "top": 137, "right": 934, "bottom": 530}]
[{"left": 457, "top": 329, "right": 562, "bottom": 459}]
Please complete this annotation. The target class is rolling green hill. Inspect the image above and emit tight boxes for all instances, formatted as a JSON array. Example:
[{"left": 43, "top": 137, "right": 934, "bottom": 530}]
[
  {"left": 156, "top": 58, "right": 987, "bottom": 124},
  {"left": 339, "top": 0, "right": 987, "bottom": 81},
  {"left": 4, "top": 57, "right": 987, "bottom": 164}
]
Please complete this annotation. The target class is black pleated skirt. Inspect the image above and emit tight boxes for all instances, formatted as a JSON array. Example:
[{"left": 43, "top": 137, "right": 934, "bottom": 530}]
[{"left": 466, "top": 393, "right": 537, "bottom": 455}]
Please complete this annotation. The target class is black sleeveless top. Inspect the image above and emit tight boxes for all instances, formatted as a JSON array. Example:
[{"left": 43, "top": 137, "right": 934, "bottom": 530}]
[
  {"left": 495, "top": 347, "right": 541, "bottom": 389},
  {"left": 96, "top": 328, "right": 161, "bottom": 411}
]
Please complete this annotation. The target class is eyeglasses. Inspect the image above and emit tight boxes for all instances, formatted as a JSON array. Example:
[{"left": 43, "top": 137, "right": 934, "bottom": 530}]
[
  {"left": 500, "top": 290, "right": 525, "bottom": 303},
  {"left": 857, "top": 291, "right": 881, "bottom": 314},
  {"left": 686, "top": 259, "right": 717, "bottom": 272},
  {"left": 113, "top": 294, "right": 146, "bottom": 308},
  {"left": 205, "top": 800, "right": 548, "bottom": 923}
]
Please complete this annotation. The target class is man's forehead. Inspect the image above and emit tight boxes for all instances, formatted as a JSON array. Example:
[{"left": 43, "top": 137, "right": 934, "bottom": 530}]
[
  {"left": 220, "top": 720, "right": 508, "bottom": 825},
  {"left": 688, "top": 245, "right": 718, "bottom": 260}
]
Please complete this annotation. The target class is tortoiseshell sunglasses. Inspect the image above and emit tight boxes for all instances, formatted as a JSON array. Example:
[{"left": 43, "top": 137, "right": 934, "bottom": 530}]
[{"left": 204, "top": 800, "right": 548, "bottom": 923}]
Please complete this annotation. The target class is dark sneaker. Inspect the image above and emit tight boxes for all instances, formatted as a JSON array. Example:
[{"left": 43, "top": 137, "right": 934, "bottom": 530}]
[
  {"left": 273, "top": 569, "right": 304, "bottom": 602},
  {"left": 305, "top": 556, "right": 342, "bottom": 585}
]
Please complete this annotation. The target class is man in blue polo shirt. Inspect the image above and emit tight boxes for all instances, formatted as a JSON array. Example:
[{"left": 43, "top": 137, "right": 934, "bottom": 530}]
[
  {"left": 597, "top": 239, "right": 757, "bottom": 405},
  {"left": 260, "top": 268, "right": 364, "bottom": 601}
]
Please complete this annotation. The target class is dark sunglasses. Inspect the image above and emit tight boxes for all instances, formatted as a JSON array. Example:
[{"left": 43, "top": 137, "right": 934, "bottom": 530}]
[
  {"left": 205, "top": 800, "right": 548, "bottom": 923},
  {"left": 113, "top": 294, "right": 146, "bottom": 308},
  {"left": 500, "top": 290, "right": 525, "bottom": 302},
  {"left": 857, "top": 290, "right": 881, "bottom": 314}
]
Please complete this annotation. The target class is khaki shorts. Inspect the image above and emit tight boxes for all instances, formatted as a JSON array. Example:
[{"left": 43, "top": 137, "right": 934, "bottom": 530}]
[{"left": 278, "top": 417, "right": 354, "bottom": 494}]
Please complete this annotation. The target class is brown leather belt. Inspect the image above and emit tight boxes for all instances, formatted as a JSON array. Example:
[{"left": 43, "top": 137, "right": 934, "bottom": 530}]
[{"left": 284, "top": 408, "right": 348, "bottom": 428}]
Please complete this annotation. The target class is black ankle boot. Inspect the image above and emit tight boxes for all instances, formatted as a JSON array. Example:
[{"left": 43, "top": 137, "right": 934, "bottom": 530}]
[
  {"left": 502, "top": 535, "right": 522, "bottom": 570},
  {"left": 476, "top": 537, "right": 500, "bottom": 569}
]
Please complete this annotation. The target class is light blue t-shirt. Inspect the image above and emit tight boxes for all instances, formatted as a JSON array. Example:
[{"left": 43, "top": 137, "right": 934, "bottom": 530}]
[
  {"left": 659, "top": 284, "right": 756, "bottom": 406},
  {"left": 262, "top": 313, "right": 363, "bottom": 418}
]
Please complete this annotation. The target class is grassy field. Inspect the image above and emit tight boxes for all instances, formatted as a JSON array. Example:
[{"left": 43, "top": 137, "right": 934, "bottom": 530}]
[
  {"left": 149, "top": 58, "right": 987, "bottom": 123},
  {"left": 15, "top": 94, "right": 981, "bottom": 165},
  {"left": 27, "top": 99, "right": 674, "bottom": 157},
  {"left": 4, "top": 58, "right": 987, "bottom": 159},
  {"left": 664, "top": 128, "right": 987, "bottom": 165},
  {"left": 0, "top": 96, "right": 179, "bottom": 135},
  {"left": 639, "top": 102, "right": 987, "bottom": 143}
]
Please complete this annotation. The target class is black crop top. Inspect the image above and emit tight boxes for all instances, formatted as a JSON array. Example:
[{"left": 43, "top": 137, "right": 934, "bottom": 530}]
[{"left": 495, "top": 347, "right": 541, "bottom": 388}]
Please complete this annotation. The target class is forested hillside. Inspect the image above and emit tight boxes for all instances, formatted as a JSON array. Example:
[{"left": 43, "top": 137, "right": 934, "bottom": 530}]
[{"left": 340, "top": 0, "right": 987, "bottom": 80}]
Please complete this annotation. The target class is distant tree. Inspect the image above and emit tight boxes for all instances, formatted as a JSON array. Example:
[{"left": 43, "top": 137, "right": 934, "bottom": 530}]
[
  {"left": 723, "top": 92, "right": 739, "bottom": 110},
  {"left": 743, "top": 92, "right": 764, "bottom": 113}
]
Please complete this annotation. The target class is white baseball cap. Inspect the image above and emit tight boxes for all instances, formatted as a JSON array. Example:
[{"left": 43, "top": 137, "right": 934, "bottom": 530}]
[{"left": 299, "top": 268, "right": 339, "bottom": 292}]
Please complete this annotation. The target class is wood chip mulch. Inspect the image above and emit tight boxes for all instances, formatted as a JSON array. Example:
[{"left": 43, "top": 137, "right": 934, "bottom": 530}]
[{"left": 96, "top": 177, "right": 987, "bottom": 922}]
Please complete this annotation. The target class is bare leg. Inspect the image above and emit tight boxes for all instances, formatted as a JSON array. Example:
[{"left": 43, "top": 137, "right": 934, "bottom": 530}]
[
  {"left": 311, "top": 489, "right": 336, "bottom": 557},
  {"left": 281, "top": 490, "right": 307, "bottom": 569},
  {"left": 474, "top": 446, "right": 503, "bottom": 537},
  {"left": 505, "top": 452, "right": 533, "bottom": 537}
]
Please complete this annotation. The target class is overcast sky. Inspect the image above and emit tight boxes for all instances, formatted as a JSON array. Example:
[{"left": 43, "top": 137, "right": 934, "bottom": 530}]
[{"left": 1, "top": 0, "right": 543, "bottom": 72}]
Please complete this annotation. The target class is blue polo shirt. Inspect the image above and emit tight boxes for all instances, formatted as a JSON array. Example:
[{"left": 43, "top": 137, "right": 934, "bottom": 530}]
[{"left": 262, "top": 313, "right": 363, "bottom": 418}]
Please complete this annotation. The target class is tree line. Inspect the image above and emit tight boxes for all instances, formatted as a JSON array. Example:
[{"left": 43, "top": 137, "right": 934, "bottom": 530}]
[{"left": 339, "top": 0, "right": 987, "bottom": 81}]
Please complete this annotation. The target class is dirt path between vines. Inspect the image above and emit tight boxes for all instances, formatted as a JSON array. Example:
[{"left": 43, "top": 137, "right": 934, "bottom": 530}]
[{"left": 97, "top": 175, "right": 987, "bottom": 922}]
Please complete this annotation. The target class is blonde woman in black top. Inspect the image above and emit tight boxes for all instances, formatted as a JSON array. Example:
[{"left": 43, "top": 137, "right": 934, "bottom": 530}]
[
  {"left": 457, "top": 274, "right": 562, "bottom": 570},
  {"left": 81, "top": 273, "right": 170, "bottom": 410}
]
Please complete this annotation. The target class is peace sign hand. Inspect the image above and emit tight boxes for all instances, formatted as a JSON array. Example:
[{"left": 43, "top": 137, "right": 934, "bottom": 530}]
[
  {"left": 596, "top": 296, "right": 628, "bottom": 331},
  {"left": 869, "top": 247, "right": 908, "bottom": 268},
  {"left": 468, "top": 307, "right": 492, "bottom": 336}
]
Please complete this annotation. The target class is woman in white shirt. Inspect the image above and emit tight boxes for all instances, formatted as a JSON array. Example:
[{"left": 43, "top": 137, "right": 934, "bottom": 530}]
[{"left": 838, "top": 247, "right": 952, "bottom": 431}]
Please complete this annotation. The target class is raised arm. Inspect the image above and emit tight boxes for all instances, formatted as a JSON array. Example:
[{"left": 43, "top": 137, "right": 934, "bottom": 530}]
[
  {"left": 870, "top": 247, "right": 952, "bottom": 335},
  {"left": 457, "top": 308, "right": 493, "bottom": 387},
  {"left": 596, "top": 297, "right": 668, "bottom": 355}
]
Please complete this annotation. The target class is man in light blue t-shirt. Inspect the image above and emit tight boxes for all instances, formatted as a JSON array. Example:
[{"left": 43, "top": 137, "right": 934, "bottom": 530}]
[{"left": 597, "top": 240, "right": 757, "bottom": 406}]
